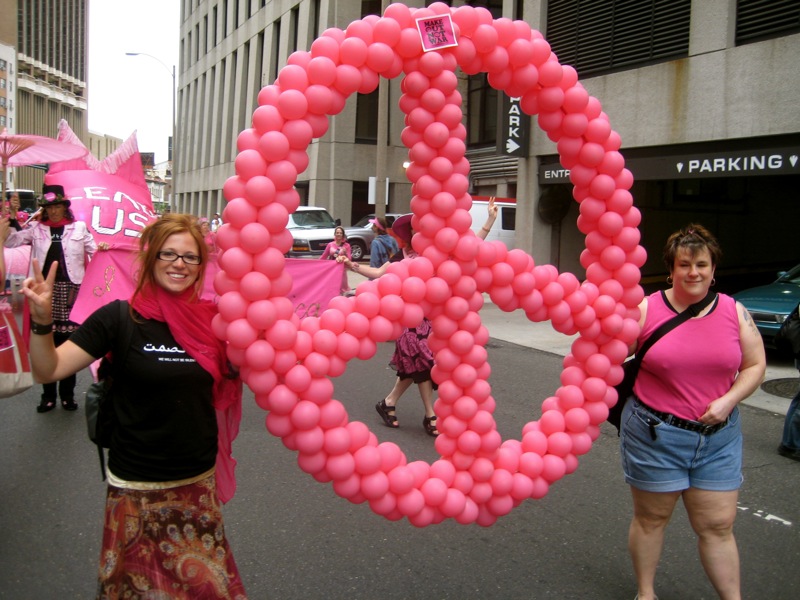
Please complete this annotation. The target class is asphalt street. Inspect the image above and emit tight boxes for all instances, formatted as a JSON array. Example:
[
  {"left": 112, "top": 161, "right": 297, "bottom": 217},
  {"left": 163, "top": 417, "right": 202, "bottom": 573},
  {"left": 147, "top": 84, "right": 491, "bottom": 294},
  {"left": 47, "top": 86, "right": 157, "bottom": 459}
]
[{"left": 0, "top": 285, "right": 798, "bottom": 599}]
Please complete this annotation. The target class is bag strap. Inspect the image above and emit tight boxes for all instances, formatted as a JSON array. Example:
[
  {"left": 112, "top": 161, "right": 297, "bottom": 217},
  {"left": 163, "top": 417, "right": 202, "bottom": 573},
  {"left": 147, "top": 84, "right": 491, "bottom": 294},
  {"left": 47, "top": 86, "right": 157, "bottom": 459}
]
[
  {"left": 97, "top": 300, "right": 135, "bottom": 479},
  {"left": 628, "top": 290, "right": 717, "bottom": 375}
]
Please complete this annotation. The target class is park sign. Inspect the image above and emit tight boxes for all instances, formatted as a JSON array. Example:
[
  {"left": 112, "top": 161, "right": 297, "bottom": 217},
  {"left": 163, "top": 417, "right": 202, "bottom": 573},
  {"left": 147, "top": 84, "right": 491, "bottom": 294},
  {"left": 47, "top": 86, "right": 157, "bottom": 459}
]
[{"left": 497, "top": 95, "right": 530, "bottom": 157}]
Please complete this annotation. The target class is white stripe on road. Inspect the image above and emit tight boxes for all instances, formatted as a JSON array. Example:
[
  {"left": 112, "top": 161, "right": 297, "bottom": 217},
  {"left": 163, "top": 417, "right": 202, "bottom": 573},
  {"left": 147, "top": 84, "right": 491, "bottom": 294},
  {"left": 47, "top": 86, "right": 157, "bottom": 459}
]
[{"left": 737, "top": 503, "right": 792, "bottom": 526}]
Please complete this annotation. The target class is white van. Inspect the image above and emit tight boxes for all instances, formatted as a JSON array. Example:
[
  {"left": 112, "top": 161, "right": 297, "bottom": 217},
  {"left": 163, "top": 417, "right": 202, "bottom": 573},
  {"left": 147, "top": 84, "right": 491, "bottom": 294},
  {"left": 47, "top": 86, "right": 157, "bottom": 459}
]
[
  {"left": 469, "top": 196, "right": 516, "bottom": 249},
  {"left": 287, "top": 206, "right": 341, "bottom": 257}
]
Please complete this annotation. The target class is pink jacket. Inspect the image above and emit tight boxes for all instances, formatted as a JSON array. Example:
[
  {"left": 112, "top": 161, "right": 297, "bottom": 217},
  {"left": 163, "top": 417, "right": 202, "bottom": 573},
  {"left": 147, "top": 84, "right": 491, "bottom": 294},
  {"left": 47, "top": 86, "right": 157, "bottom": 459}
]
[{"left": 5, "top": 220, "right": 97, "bottom": 284}]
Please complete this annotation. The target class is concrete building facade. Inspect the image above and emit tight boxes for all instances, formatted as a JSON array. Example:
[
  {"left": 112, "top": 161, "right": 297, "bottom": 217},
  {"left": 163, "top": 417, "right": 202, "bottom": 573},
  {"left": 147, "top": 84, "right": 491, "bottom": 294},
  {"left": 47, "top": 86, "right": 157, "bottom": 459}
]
[
  {"left": 174, "top": 0, "right": 800, "bottom": 286},
  {"left": 10, "top": 0, "right": 88, "bottom": 193}
]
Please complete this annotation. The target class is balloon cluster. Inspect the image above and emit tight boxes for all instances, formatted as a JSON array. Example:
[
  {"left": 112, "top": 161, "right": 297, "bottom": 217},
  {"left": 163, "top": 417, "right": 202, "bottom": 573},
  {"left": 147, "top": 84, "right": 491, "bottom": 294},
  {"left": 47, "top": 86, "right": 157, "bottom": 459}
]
[{"left": 215, "top": 2, "right": 645, "bottom": 526}]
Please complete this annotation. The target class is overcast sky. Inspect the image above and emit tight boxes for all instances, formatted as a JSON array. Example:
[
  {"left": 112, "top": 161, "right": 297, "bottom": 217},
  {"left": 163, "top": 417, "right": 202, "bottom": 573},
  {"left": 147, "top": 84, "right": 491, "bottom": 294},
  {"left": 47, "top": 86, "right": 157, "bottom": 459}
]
[{"left": 87, "top": 0, "right": 180, "bottom": 164}]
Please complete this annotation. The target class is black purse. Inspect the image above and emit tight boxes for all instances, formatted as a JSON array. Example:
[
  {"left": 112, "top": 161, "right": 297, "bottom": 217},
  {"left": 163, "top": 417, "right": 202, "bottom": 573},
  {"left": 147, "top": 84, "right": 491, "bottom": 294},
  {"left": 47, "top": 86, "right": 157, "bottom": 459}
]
[
  {"left": 608, "top": 290, "right": 717, "bottom": 434},
  {"left": 775, "top": 301, "right": 800, "bottom": 358},
  {"left": 85, "top": 301, "right": 134, "bottom": 479}
]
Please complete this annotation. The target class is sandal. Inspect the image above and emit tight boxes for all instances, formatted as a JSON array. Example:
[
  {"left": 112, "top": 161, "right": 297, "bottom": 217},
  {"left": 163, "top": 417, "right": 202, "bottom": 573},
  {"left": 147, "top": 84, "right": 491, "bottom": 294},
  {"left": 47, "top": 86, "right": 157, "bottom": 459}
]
[
  {"left": 376, "top": 399, "right": 398, "bottom": 428},
  {"left": 423, "top": 415, "right": 439, "bottom": 437},
  {"left": 61, "top": 398, "right": 78, "bottom": 411},
  {"left": 37, "top": 397, "right": 57, "bottom": 413}
]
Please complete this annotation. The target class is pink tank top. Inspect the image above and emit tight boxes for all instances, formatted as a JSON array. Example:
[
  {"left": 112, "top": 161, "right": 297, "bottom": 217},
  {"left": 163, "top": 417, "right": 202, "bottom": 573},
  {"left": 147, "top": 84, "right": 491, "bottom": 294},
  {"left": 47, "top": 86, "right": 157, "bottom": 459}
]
[{"left": 633, "top": 291, "right": 742, "bottom": 421}]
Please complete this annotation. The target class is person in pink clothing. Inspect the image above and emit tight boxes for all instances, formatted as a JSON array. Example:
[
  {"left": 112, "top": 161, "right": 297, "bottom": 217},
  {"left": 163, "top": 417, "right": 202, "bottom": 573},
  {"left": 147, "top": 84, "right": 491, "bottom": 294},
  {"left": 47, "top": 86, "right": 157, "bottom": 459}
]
[
  {"left": 5, "top": 184, "right": 99, "bottom": 412},
  {"left": 620, "top": 224, "right": 766, "bottom": 600},
  {"left": 320, "top": 226, "right": 351, "bottom": 294}
]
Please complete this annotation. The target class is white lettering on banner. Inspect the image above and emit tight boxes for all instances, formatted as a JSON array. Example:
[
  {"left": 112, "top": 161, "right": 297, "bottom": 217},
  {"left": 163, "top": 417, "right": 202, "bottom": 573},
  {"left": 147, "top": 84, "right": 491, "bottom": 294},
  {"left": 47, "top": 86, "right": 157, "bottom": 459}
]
[
  {"left": 91, "top": 206, "right": 124, "bottom": 235},
  {"left": 83, "top": 186, "right": 111, "bottom": 201},
  {"left": 127, "top": 212, "right": 151, "bottom": 236},
  {"left": 685, "top": 154, "right": 783, "bottom": 174},
  {"left": 91, "top": 206, "right": 148, "bottom": 238}
]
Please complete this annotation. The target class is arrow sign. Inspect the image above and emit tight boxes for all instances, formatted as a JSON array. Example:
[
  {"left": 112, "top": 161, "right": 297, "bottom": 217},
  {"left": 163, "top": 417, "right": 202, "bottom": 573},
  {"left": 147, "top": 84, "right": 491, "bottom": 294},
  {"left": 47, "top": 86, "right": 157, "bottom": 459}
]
[{"left": 497, "top": 96, "right": 529, "bottom": 158}]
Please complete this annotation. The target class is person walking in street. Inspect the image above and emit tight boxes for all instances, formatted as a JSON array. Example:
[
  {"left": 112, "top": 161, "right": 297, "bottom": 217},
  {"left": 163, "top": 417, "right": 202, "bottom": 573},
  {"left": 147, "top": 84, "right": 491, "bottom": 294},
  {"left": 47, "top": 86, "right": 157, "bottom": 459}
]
[
  {"left": 197, "top": 217, "right": 218, "bottom": 262},
  {"left": 210, "top": 212, "right": 223, "bottom": 232},
  {"left": 777, "top": 301, "right": 800, "bottom": 462},
  {"left": 367, "top": 216, "right": 397, "bottom": 270},
  {"left": 4, "top": 184, "right": 99, "bottom": 413},
  {"left": 619, "top": 224, "right": 766, "bottom": 600},
  {"left": 340, "top": 199, "right": 498, "bottom": 437},
  {"left": 21, "top": 213, "right": 247, "bottom": 598}
]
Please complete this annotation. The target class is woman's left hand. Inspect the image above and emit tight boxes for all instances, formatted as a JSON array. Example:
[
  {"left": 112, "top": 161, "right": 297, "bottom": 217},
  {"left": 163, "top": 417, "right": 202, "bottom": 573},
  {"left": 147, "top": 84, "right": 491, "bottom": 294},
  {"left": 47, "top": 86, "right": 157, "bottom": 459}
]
[
  {"left": 698, "top": 397, "right": 735, "bottom": 425},
  {"left": 97, "top": 242, "right": 110, "bottom": 251}
]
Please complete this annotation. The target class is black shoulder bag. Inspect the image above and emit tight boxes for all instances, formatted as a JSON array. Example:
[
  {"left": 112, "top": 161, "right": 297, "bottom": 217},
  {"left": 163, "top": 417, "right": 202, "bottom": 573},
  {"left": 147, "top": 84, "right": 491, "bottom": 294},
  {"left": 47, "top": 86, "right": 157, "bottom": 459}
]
[
  {"left": 775, "top": 301, "right": 800, "bottom": 358},
  {"left": 85, "top": 301, "right": 134, "bottom": 480},
  {"left": 607, "top": 290, "right": 717, "bottom": 435}
]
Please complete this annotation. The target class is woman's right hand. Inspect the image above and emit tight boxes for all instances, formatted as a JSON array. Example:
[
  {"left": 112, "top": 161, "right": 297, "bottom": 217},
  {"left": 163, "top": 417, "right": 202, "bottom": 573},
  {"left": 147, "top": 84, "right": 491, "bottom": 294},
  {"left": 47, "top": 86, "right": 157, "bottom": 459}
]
[{"left": 22, "top": 259, "right": 57, "bottom": 324}]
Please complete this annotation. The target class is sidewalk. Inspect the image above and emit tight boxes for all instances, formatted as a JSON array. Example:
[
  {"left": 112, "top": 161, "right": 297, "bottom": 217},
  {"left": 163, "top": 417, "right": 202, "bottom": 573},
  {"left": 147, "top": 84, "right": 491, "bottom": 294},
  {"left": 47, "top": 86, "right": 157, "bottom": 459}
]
[{"left": 349, "top": 270, "right": 795, "bottom": 416}]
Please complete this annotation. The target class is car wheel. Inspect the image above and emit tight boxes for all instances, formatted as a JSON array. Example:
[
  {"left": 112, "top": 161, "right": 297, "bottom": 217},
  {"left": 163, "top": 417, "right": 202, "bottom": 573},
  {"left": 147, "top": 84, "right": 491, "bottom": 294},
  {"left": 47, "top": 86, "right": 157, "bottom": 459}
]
[{"left": 350, "top": 241, "right": 366, "bottom": 261}]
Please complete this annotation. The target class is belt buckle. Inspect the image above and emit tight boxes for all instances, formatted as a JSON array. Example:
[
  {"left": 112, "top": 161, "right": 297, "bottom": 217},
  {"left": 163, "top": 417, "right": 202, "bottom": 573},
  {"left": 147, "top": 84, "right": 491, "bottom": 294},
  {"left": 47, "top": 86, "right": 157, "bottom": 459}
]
[{"left": 698, "top": 423, "right": 715, "bottom": 435}]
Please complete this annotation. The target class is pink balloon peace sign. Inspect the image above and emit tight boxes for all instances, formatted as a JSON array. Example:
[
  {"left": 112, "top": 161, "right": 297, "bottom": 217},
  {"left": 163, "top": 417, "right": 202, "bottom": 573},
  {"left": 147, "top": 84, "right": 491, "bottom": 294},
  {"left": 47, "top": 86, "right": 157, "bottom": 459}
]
[{"left": 215, "top": 2, "right": 645, "bottom": 526}]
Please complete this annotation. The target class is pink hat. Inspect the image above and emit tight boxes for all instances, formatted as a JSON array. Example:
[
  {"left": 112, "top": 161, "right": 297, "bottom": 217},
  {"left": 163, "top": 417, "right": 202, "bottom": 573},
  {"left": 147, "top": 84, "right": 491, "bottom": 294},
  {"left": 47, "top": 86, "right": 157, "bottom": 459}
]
[
  {"left": 391, "top": 214, "right": 412, "bottom": 244},
  {"left": 368, "top": 217, "right": 385, "bottom": 231}
]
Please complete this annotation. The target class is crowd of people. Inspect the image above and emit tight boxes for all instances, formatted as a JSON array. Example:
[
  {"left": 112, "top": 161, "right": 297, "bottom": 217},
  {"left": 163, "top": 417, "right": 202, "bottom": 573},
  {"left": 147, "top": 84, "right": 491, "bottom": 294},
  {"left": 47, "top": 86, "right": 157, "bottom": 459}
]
[{"left": 2, "top": 184, "right": 797, "bottom": 599}]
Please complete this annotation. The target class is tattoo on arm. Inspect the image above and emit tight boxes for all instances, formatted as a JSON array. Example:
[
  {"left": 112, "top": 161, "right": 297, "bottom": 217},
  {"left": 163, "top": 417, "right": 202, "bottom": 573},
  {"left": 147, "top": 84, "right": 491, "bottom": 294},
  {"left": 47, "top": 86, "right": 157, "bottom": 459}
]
[{"left": 741, "top": 306, "right": 759, "bottom": 334}]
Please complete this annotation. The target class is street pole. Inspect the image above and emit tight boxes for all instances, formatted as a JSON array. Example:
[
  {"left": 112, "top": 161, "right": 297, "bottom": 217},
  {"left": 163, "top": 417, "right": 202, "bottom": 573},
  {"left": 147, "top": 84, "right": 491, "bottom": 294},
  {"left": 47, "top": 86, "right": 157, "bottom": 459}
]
[{"left": 125, "top": 52, "right": 177, "bottom": 212}]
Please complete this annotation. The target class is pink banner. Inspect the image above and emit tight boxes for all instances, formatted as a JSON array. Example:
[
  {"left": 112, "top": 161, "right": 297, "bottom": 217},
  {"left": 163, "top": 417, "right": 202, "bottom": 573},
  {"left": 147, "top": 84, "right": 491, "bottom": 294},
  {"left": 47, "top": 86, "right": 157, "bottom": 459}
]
[
  {"left": 45, "top": 170, "right": 158, "bottom": 250},
  {"left": 71, "top": 252, "right": 344, "bottom": 324}
]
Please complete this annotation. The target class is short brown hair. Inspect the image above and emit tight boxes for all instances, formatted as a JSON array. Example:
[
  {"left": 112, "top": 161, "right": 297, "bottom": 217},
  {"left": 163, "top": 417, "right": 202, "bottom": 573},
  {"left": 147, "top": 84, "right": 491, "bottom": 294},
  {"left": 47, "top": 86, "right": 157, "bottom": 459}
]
[{"left": 663, "top": 223, "right": 722, "bottom": 271}]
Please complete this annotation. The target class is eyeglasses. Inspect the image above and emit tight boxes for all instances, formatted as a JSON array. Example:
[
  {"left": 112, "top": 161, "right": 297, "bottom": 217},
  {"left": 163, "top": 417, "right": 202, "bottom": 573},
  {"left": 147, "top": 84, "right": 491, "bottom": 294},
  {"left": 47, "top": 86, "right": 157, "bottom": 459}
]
[{"left": 156, "top": 251, "right": 202, "bottom": 265}]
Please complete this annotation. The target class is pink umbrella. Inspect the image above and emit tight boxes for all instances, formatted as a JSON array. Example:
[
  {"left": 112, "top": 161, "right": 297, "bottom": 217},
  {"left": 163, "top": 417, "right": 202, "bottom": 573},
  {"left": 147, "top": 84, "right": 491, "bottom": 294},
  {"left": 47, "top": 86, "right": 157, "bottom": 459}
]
[{"left": 0, "top": 127, "right": 89, "bottom": 204}]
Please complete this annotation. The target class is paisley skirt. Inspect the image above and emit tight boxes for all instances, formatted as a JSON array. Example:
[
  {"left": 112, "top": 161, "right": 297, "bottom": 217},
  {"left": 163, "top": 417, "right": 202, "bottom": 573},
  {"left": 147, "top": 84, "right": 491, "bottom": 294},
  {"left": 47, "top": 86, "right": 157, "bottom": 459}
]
[
  {"left": 97, "top": 472, "right": 247, "bottom": 599},
  {"left": 389, "top": 318, "right": 436, "bottom": 385}
]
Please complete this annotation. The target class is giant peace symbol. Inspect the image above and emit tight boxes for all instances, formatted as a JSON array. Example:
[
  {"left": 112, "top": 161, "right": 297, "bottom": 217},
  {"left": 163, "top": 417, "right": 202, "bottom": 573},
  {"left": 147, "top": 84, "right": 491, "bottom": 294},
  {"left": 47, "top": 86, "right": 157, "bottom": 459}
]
[{"left": 215, "top": 2, "right": 645, "bottom": 526}]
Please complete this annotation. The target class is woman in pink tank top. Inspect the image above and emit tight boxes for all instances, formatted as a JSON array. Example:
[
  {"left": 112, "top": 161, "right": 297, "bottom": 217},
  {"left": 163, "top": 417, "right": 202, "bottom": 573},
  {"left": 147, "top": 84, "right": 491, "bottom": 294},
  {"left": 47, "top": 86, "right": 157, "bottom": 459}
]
[{"left": 620, "top": 224, "right": 766, "bottom": 600}]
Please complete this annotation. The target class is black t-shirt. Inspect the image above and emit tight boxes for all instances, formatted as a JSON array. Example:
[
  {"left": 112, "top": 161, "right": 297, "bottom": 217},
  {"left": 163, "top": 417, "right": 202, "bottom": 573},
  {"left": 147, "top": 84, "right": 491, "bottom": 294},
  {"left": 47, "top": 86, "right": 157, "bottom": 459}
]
[{"left": 70, "top": 301, "right": 217, "bottom": 482}]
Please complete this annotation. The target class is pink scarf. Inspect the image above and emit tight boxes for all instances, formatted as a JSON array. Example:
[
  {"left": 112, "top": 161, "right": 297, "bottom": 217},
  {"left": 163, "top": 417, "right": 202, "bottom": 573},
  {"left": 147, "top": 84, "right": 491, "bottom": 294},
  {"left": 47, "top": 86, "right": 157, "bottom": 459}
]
[
  {"left": 132, "top": 285, "right": 243, "bottom": 503},
  {"left": 45, "top": 217, "right": 72, "bottom": 227}
]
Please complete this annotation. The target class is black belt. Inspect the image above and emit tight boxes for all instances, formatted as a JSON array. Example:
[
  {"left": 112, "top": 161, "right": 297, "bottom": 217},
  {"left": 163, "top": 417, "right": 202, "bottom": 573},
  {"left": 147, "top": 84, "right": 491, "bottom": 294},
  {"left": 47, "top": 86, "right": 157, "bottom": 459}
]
[{"left": 637, "top": 400, "right": 728, "bottom": 436}]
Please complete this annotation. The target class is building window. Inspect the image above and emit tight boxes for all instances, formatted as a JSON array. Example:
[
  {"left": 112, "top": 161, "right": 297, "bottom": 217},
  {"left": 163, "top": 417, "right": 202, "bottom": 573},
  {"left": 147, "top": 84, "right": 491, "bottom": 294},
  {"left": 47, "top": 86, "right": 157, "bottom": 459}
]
[
  {"left": 355, "top": 90, "right": 379, "bottom": 143},
  {"left": 546, "top": 0, "right": 691, "bottom": 77},
  {"left": 467, "top": 74, "right": 498, "bottom": 147},
  {"left": 0, "top": 59, "right": 5, "bottom": 71},
  {"left": 736, "top": 0, "right": 800, "bottom": 45}
]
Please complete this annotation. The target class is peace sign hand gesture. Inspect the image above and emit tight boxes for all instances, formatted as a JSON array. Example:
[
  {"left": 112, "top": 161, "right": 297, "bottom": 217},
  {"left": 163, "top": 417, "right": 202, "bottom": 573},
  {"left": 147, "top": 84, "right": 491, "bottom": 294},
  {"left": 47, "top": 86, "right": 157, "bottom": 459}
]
[{"left": 22, "top": 259, "right": 57, "bottom": 325}]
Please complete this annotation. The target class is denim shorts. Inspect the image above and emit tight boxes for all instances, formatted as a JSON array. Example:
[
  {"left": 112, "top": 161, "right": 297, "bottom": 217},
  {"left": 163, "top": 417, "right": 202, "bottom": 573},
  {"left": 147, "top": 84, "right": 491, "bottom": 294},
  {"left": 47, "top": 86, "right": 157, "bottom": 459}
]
[{"left": 620, "top": 398, "right": 743, "bottom": 493}]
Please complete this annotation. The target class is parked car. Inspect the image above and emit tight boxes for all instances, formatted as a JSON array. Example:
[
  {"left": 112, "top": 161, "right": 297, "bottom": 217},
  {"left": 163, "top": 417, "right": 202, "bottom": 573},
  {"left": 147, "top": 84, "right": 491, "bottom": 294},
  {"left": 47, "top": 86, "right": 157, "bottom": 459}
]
[
  {"left": 286, "top": 206, "right": 340, "bottom": 258},
  {"left": 344, "top": 213, "right": 403, "bottom": 261},
  {"left": 734, "top": 263, "right": 800, "bottom": 348}
]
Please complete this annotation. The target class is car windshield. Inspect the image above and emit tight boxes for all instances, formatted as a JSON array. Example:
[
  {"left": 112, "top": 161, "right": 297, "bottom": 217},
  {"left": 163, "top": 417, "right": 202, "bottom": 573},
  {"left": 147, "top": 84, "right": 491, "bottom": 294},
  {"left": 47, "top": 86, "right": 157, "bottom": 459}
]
[
  {"left": 777, "top": 264, "right": 800, "bottom": 284},
  {"left": 352, "top": 215, "right": 374, "bottom": 228},
  {"left": 289, "top": 211, "right": 336, "bottom": 229}
]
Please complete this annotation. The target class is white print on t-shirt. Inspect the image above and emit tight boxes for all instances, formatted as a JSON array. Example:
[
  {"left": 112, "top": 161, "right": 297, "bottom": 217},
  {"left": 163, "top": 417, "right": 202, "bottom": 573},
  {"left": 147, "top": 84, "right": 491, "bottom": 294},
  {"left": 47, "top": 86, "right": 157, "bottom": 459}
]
[
  {"left": 142, "top": 343, "right": 197, "bottom": 363},
  {"left": 144, "top": 343, "right": 185, "bottom": 353}
]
